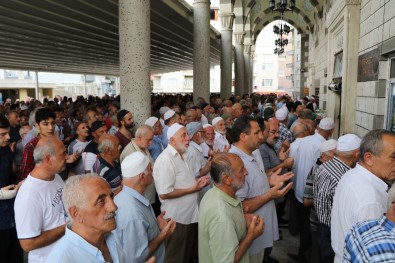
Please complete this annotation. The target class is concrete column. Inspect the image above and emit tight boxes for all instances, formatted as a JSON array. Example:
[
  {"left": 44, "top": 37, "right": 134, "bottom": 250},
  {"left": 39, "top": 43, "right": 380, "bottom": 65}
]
[
  {"left": 234, "top": 32, "right": 245, "bottom": 96},
  {"left": 193, "top": 0, "right": 211, "bottom": 105},
  {"left": 341, "top": 2, "right": 361, "bottom": 134},
  {"left": 243, "top": 44, "right": 251, "bottom": 95},
  {"left": 119, "top": 0, "right": 151, "bottom": 126},
  {"left": 220, "top": 13, "right": 234, "bottom": 100}
]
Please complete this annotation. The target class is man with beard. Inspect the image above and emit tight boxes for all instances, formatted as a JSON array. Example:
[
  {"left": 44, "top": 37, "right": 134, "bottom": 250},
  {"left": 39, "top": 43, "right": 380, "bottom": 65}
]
[
  {"left": 201, "top": 124, "right": 215, "bottom": 159},
  {"left": 14, "top": 136, "right": 68, "bottom": 263},
  {"left": 161, "top": 110, "right": 180, "bottom": 149},
  {"left": 145, "top": 117, "right": 164, "bottom": 161},
  {"left": 199, "top": 153, "right": 264, "bottom": 263},
  {"left": 83, "top": 121, "right": 108, "bottom": 173},
  {"left": 7, "top": 111, "right": 21, "bottom": 144},
  {"left": 212, "top": 117, "right": 230, "bottom": 152},
  {"left": 68, "top": 122, "right": 89, "bottom": 175},
  {"left": 45, "top": 174, "right": 124, "bottom": 263},
  {"left": 153, "top": 123, "right": 210, "bottom": 263},
  {"left": 115, "top": 109, "right": 134, "bottom": 151}
]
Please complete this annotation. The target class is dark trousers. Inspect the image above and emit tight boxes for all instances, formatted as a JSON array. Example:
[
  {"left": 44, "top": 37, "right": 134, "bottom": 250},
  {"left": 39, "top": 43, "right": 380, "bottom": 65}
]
[
  {"left": 318, "top": 224, "right": 335, "bottom": 263},
  {"left": 164, "top": 222, "right": 198, "bottom": 263},
  {"left": 0, "top": 227, "right": 23, "bottom": 263}
]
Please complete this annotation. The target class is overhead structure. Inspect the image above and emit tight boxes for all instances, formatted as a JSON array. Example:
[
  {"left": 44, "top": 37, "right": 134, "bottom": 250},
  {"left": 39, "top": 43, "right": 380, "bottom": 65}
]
[{"left": 0, "top": 0, "right": 221, "bottom": 75}]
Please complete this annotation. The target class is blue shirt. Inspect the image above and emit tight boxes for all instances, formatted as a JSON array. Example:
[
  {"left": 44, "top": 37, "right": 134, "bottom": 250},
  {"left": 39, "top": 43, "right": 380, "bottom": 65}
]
[
  {"left": 344, "top": 215, "right": 395, "bottom": 263},
  {"left": 45, "top": 226, "right": 124, "bottom": 263},
  {"left": 148, "top": 135, "right": 163, "bottom": 161},
  {"left": 161, "top": 126, "right": 169, "bottom": 148},
  {"left": 114, "top": 186, "right": 164, "bottom": 263}
]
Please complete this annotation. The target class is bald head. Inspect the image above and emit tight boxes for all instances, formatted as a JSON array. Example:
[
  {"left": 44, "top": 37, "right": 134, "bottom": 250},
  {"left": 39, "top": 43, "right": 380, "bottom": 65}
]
[{"left": 291, "top": 122, "right": 307, "bottom": 138}]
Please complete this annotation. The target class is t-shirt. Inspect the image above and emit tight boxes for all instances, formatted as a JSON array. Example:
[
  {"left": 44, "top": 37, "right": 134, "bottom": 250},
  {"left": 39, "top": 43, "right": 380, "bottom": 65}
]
[
  {"left": 68, "top": 139, "right": 89, "bottom": 175},
  {"left": 14, "top": 174, "right": 67, "bottom": 263},
  {"left": 82, "top": 140, "right": 98, "bottom": 172}
]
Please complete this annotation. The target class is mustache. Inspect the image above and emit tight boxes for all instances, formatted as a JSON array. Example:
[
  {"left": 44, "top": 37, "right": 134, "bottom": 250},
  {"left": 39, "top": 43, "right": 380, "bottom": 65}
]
[{"left": 104, "top": 212, "right": 116, "bottom": 220}]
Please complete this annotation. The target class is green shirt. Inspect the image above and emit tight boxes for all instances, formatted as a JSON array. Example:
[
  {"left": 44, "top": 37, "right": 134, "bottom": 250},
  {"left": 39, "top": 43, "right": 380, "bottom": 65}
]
[{"left": 198, "top": 185, "right": 249, "bottom": 263}]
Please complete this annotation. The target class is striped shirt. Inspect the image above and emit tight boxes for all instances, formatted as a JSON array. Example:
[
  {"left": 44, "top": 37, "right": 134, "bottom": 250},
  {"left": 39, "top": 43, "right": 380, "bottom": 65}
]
[
  {"left": 344, "top": 215, "right": 395, "bottom": 262},
  {"left": 313, "top": 157, "right": 350, "bottom": 226}
]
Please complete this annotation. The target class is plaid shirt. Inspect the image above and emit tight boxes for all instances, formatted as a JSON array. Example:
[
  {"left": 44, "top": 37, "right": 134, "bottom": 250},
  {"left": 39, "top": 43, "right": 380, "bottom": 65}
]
[
  {"left": 274, "top": 123, "right": 294, "bottom": 152},
  {"left": 344, "top": 215, "right": 395, "bottom": 262},
  {"left": 19, "top": 135, "right": 40, "bottom": 181},
  {"left": 313, "top": 157, "right": 350, "bottom": 226}
]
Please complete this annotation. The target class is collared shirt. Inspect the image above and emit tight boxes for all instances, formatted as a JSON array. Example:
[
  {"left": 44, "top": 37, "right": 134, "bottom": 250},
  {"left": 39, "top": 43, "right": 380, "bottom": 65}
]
[
  {"left": 161, "top": 125, "right": 169, "bottom": 148},
  {"left": 304, "top": 158, "right": 322, "bottom": 230},
  {"left": 92, "top": 156, "right": 122, "bottom": 190},
  {"left": 198, "top": 186, "right": 249, "bottom": 263},
  {"left": 313, "top": 157, "right": 351, "bottom": 227},
  {"left": 343, "top": 215, "right": 395, "bottom": 263},
  {"left": 201, "top": 142, "right": 212, "bottom": 159},
  {"left": 120, "top": 139, "right": 156, "bottom": 204},
  {"left": 331, "top": 164, "right": 388, "bottom": 263},
  {"left": 114, "top": 186, "right": 163, "bottom": 263},
  {"left": 108, "top": 125, "right": 119, "bottom": 135},
  {"left": 148, "top": 135, "right": 164, "bottom": 161},
  {"left": 45, "top": 226, "right": 124, "bottom": 263},
  {"left": 289, "top": 137, "right": 303, "bottom": 188},
  {"left": 273, "top": 123, "right": 294, "bottom": 152},
  {"left": 0, "top": 146, "right": 16, "bottom": 230},
  {"left": 230, "top": 145, "right": 279, "bottom": 255},
  {"left": 153, "top": 144, "right": 198, "bottom": 224},
  {"left": 294, "top": 133, "right": 326, "bottom": 203},
  {"left": 19, "top": 134, "right": 41, "bottom": 179},
  {"left": 213, "top": 131, "right": 229, "bottom": 152},
  {"left": 114, "top": 130, "right": 131, "bottom": 151},
  {"left": 259, "top": 143, "right": 281, "bottom": 172}
]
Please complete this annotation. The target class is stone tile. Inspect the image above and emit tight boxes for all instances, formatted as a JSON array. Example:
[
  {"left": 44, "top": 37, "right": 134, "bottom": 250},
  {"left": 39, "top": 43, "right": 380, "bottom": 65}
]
[{"left": 373, "top": 115, "right": 384, "bottom": 128}]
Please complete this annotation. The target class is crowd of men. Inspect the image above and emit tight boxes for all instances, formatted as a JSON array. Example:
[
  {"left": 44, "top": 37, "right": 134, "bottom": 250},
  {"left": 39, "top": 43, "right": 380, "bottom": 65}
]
[{"left": 0, "top": 93, "right": 394, "bottom": 263}]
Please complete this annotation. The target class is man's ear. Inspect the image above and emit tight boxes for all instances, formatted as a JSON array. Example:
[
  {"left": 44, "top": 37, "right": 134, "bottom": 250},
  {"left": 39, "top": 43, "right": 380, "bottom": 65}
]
[
  {"left": 69, "top": 206, "right": 82, "bottom": 223},
  {"left": 363, "top": 152, "right": 375, "bottom": 167}
]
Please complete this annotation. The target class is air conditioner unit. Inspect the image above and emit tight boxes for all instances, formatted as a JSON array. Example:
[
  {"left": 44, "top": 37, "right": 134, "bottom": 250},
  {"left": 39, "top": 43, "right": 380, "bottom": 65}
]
[{"left": 328, "top": 80, "right": 342, "bottom": 94}]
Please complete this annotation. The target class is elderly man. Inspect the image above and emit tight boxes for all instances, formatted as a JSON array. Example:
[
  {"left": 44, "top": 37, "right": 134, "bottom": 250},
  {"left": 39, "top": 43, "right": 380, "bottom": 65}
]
[
  {"left": 114, "top": 109, "right": 134, "bottom": 150},
  {"left": 344, "top": 183, "right": 395, "bottom": 262},
  {"left": 45, "top": 174, "right": 123, "bottom": 263},
  {"left": 199, "top": 153, "right": 264, "bottom": 263},
  {"left": 161, "top": 109, "right": 180, "bottom": 148},
  {"left": 201, "top": 124, "right": 215, "bottom": 159},
  {"left": 115, "top": 152, "right": 176, "bottom": 263},
  {"left": 185, "top": 108, "right": 199, "bottom": 123},
  {"left": 120, "top": 125, "right": 155, "bottom": 204},
  {"left": 14, "top": 136, "right": 68, "bottom": 263},
  {"left": 92, "top": 134, "right": 122, "bottom": 194},
  {"left": 312, "top": 134, "right": 360, "bottom": 263},
  {"left": 153, "top": 123, "right": 210, "bottom": 263},
  {"left": 82, "top": 120, "right": 108, "bottom": 173},
  {"left": 331, "top": 129, "right": 395, "bottom": 263},
  {"left": 145, "top": 117, "right": 164, "bottom": 161},
  {"left": 212, "top": 116, "right": 230, "bottom": 152},
  {"left": 273, "top": 106, "right": 294, "bottom": 152},
  {"left": 229, "top": 116, "right": 293, "bottom": 263}
]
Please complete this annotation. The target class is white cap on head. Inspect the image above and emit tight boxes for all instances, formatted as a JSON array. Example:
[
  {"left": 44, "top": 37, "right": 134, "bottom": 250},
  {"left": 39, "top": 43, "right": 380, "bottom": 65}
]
[
  {"left": 145, "top": 117, "right": 158, "bottom": 128},
  {"left": 20, "top": 105, "right": 28, "bottom": 111},
  {"left": 337, "top": 134, "right": 361, "bottom": 152},
  {"left": 164, "top": 110, "right": 176, "bottom": 121},
  {"left": 167, "top": 123, "right": 184, "bottom": 140},
  {"left": 203, "top": 124, "right": 212, "bottom": 128},
  {"left": 159, "top": 106, "right": 170, "bottom": 115},
  {"left": 275, "top": 106, "right": 289, "bottom": 121},
  {"left": 212, "top": 117, "right": 223, "bottom": 126},
  {"left": 121, "top": 152, "right": 150, "bottom": 178},
  {"left": 320, "top": 139, "right": 337, "bottom": 153},
  {"left": 319, "top": 117, "right": 335, "bottom": 130}
]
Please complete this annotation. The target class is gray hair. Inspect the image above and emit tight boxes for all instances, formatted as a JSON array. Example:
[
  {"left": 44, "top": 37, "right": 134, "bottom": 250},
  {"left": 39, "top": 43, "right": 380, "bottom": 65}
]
[
  {"left": 135, "top": 124, "right": 153, "bottom": 138},
  {"left": 63, "top": 174, "right": 104, "bottom": 222},
  {"left": 359, "top": 129, "right": 395, "bottom": 160},
  {"left": 290, "top": 122, "right": 307, "bottom": 138},
  {"left": 210, "top": 153, "right": 236, "bottom": 184},
  {"left": 33, "top": 142, "right": 56, "bottom": 163},
  {"left": 98, "top": 137, "right": 114, "bottom": 153}
]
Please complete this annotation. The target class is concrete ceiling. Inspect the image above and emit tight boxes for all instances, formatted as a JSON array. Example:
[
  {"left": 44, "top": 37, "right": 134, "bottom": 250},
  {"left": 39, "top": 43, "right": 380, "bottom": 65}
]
[{"left": 0, "top": 0, "right": 221, "bottom": 76}]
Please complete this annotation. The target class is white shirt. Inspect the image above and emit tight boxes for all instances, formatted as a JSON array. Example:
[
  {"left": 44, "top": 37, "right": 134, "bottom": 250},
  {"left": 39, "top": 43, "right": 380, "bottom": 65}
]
[
  {"left": 68, "top": 139, "right": 89, "bottom": 174},
  {"left": 153, "top": 144, "right": 199, "bottom": 224},
  {"left": 14, "top": 174, "right": 67, "bottom": 263},
  {"left": 294, "top": 133, "right": 326, "bottom": 202},
  {"left": 289, "top": 138, "right": 303, "bottom": 188},
  {"left": 331, "top": 164, "right": 388, "bottom": 263},
  {"left": 201, "top": 114, "right": 209, "bottom": 125},
  {"left": 213, "top": 131, "right": 229, "bottom": 152}
]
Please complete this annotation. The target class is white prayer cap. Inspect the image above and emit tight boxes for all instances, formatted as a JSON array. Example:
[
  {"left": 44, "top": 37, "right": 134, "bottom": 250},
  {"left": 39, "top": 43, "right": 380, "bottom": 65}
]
[
  {"left": 319, "top": 117, "right": 335, "bottom": 130},
  {"left": 121, "top": 152, "right": 150, "bottom": 178},
  {"left": 159, "top": 106, "right": 170, "bottom": 115},
  {"left": 212, "top": 116, "right": 223, "bottom": 126},
  {"left": 20, "top": 105, "right": 28, "bottom": 111},
  {"left": 164, "top": 110, "right": 176, "bottom": 121},
  {"left": 337, "top": 134, "right": 361, "bottom": 152},
  {"left": 167, "top": 123, "right": 184, "bottom": 140},
  {"left": 145, "top": 117, "right": 158, "bottom": 128},
  {"left": 275, "top": 106, "right": 289, "bottom": 121},
  {"left": 320, "top": 139, "right": 337, "bottom": 153},
  {"left": 203, "top": 124, "right": 212, "bottom": 128}
]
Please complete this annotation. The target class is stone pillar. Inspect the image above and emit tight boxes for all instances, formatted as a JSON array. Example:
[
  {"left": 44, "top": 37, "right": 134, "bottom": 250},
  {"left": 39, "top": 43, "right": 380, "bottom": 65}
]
[
  {"left": 220, "top": 13, "right": 234, "bottom": 100},
  {"left": 249, "top": 45, "right": 255, "bottom": 94},
  {"left": 300, "top": 35, "right": 309, "bottom": 97},
  {"left": 193, "top": 0, "right": 211, "bottom": 105},
  {"left": 119, "top": 0, "right": 151, "bottom": 126},
  {"left": 243, "top": 44, "right": 251, "bottom": 95},
  {"left": 341, "top": 2, "right": 361, "bottom": 134},
  {"left": 234, "top": 32, "right": 245, "bottom": 96}
]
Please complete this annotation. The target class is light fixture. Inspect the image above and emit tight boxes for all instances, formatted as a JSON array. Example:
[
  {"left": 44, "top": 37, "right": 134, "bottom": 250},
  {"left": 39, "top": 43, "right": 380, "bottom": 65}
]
[{"left": 270, "top": 0, "right": 295, "bottom": 55}]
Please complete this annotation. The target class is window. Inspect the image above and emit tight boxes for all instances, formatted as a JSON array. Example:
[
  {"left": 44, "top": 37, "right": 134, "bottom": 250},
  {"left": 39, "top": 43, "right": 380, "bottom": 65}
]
[
  {"left": 262, "top": 63, "right": 274, "bottom": 71},
  {"left": 262, "top": 79, "right": 273, "bottom": 87},
  {"left": 167, "top": 78, "right": 177, "bottom": 87}
]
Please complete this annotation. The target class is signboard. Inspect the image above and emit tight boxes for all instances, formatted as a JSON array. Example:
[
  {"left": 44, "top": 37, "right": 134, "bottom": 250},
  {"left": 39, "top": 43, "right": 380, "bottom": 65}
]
[{"left": 357, "top": 48, "right": 380, "bottom": 82}]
